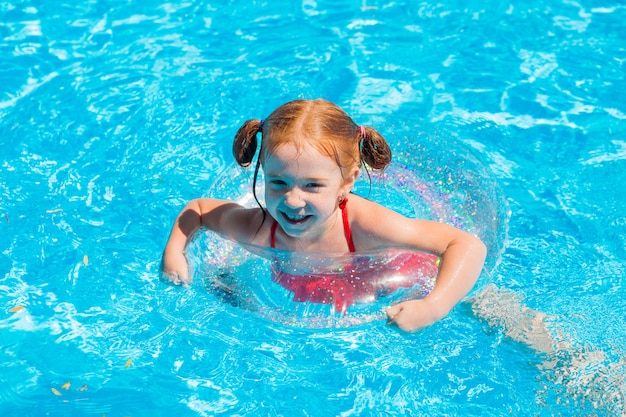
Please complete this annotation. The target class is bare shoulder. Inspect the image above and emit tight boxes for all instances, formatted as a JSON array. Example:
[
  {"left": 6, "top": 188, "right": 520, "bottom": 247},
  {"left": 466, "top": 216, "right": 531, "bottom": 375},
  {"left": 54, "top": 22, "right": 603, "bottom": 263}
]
[
  {"left": 198, "top": 200, "right": 269, "bottom": 245},
  {"left": 348, "top": 194, "right": 401, "bottom": 223},
  {"left": 348, "top": 193, "right": 482, "bottom": 254},
  {"left": 347, "top": 194, "right": 412, "bottom": 248},
  {"left": 231, "top": 207, "right": 272, "bottom": 246}
]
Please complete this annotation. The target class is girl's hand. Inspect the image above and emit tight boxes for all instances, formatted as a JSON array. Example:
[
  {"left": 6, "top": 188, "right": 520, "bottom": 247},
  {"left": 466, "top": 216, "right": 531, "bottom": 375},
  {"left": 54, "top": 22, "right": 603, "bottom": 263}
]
[
  {"left": 161, "top": 250, "right": 191, "bottom": 286},
  {"left": 161, "top": 270, "right": 190, "bottom": 286},
  {"left": 386, "top": 299, "right": 447, "bottom": 332}
]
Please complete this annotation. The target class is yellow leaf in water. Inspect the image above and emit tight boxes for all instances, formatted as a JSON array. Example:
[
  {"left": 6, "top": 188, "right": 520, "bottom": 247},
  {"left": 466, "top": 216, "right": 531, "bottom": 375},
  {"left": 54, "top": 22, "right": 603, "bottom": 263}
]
[
  {"left": 79, "top": 384, "right": 88, "bottom": 392},
  {"left": 125, "top": 359, "right": 132, "bottom": 368},
  {"left": 51, "top": 387, "right": 62, "bottom": 396},
  {"left": 61, "top": 381, "right": 70, "bottom": 390},
  {"left": 83, "top": 255, "right": 89, "bottom": 266},
  {"left": 9, "top": 305, "right": 25, "bottom": 313}
]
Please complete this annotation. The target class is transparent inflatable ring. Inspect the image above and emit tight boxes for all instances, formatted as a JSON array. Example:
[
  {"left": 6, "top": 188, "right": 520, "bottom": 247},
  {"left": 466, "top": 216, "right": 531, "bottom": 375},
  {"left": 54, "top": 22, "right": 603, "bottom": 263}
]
[{"left": 188, "top": 135, "right": 509, "bottom": 328}]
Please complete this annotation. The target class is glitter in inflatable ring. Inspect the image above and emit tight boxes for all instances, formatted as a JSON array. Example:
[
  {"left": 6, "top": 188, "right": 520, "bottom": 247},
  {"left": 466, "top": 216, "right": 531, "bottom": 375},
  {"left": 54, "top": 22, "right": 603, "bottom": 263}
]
[{"left": 187, "top": 130, "right": 509, "bottom": 328}]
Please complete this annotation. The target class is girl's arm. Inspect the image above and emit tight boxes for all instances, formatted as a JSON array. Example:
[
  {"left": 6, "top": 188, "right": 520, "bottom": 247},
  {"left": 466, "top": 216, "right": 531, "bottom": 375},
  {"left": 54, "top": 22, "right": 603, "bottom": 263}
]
[
  {"left": 161, "top": 198, "right": 253, "bottom": 284},
  {"left": 352, "top": 197, "right": 487, "bottom": 331},
  {"left": 385, "top": 220, "right": 486, "bottom": 331}
]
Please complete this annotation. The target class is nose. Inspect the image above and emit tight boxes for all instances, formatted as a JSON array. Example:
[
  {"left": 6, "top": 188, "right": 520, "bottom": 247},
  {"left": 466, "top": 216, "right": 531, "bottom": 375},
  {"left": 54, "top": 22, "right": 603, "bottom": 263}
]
[{"left": 283, "top": 188, "right": 306, "bottom": 208}]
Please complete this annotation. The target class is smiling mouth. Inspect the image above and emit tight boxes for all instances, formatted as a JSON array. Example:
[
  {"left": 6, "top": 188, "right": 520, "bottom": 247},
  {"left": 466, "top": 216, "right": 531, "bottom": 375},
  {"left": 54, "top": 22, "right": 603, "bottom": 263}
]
[{"left": 281, "top": 212, "right": 312, "bottom": 225}]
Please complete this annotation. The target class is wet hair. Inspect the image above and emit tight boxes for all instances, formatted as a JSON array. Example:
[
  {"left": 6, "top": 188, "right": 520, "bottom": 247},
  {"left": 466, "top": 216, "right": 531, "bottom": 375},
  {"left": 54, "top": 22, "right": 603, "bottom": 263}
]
[{"left": 232, "top": 99, "right": 392, "bottom": 218}]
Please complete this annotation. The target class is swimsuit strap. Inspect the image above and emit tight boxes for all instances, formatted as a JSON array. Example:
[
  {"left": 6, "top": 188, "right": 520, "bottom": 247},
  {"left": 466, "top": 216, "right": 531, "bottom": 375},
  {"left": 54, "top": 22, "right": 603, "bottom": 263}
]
[
  {"left": 270, "top": 198, "right": 356, "bottom": 252},
  {"left": 339, "top": 198, "right": 356, "bottom": 252},
  {"left": 270, "top": 218, "right": 278, "bottom": 248}
]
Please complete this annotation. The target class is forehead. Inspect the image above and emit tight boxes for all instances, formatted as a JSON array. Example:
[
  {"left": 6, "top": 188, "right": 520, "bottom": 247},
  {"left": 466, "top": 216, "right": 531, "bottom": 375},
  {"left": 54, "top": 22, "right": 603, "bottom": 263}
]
[{"left": 263, "top": 143, "right": 341, "bottom": 177}]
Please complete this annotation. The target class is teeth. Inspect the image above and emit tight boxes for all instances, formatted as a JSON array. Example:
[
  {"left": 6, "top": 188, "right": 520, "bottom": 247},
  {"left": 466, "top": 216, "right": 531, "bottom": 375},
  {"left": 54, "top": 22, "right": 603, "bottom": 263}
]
[{"left": 285, "top": 213, "right": 306, "bottom": 221}]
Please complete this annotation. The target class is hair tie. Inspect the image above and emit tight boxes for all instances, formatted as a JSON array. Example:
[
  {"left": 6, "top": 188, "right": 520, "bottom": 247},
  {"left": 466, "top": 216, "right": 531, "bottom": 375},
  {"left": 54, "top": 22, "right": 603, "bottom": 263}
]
[
  {"left": 259, "top": 119, "right": 265, "bottom": 131},
  {"left": 359, "top": 125, "right": 366, "bottom": 139}
]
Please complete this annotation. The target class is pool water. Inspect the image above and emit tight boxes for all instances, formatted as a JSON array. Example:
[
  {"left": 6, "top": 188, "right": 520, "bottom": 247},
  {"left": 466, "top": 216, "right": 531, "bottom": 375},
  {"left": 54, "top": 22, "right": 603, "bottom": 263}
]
[{"left": 1, "top": 1, "right": 625, "bottom": 416}]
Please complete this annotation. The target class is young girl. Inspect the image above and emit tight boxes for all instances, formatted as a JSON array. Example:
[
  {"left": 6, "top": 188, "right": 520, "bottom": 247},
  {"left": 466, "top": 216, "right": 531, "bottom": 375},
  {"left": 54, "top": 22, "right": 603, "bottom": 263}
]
[{"left": 161, "top": 99, "right": 487, "bottom": 331}]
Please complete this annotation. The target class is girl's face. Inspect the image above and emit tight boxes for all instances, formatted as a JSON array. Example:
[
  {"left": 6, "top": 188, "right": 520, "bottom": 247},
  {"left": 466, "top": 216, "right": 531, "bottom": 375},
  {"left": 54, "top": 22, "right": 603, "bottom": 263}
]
[{"left": 263, "top": 142, "right": 356, "bottom": 241}]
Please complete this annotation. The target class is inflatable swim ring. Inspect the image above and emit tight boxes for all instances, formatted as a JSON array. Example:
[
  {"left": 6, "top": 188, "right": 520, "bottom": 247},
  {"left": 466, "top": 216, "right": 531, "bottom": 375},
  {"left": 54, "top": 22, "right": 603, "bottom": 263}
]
[{"left": 187, "top": 129, "right": 509, "bottom": 328}]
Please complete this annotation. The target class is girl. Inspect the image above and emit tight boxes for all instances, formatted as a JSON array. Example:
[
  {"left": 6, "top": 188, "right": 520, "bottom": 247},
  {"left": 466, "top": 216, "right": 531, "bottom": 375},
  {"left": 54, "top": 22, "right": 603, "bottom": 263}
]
[{"left": 161, "top": 99, "right": 487, "bottom": 331}]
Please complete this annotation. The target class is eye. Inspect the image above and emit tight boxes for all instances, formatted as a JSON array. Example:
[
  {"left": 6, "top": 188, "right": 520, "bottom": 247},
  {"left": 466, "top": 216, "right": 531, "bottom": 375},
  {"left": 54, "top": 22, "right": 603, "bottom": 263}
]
[
  {"left": 305, "top": 182, "right": 324, "bottom": 190},
  {"left": 268, "top": 179, "right": 287, "bottom": 188}
]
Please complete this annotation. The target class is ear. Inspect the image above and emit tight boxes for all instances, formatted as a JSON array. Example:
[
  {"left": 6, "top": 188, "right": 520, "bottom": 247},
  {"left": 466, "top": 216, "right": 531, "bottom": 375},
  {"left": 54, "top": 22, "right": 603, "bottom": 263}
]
[{"left": 341, "top": 168, "right": 360, "bottom": 194}]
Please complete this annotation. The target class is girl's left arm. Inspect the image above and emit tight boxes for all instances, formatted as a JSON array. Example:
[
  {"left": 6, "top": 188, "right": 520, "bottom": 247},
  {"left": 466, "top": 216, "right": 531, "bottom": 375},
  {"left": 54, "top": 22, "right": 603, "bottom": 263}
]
[
  {"left": 386, "top": 220, "right": 486, "bottom": 331},
  {"left": 353, "top": 199, "right": 487, "bottom": 331}
]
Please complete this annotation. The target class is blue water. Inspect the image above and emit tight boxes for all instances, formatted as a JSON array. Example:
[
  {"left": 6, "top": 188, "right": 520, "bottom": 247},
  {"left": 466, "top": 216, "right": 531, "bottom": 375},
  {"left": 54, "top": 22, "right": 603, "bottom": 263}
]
[{"left": 1, "top": 1, "right": 625, "bottom": 416}]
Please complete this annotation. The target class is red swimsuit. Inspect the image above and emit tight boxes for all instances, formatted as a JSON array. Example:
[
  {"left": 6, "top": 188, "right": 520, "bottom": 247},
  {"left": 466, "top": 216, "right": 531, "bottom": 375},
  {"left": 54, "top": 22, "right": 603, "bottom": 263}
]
[{"left": 270, "top": 199, "right": 439, "bottom": 313}]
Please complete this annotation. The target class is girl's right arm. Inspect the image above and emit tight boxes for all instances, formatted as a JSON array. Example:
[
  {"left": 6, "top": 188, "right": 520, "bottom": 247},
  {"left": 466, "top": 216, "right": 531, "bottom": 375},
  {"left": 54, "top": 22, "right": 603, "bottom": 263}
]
[{"left": 161, "top": 198, "right": 253, "bottom": 284}]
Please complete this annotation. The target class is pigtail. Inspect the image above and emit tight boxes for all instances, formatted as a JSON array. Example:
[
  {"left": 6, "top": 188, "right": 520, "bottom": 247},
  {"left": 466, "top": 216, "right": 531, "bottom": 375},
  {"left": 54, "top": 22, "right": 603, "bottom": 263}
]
[
  {"left": 233, "top": 119, "right": 263, "bottom": 167},
  {"left": 359, "top": 126, "right": 392, "bottom": 170},
  {"left": 233, "top": 118, "right": 268, "bottom": 230}
]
